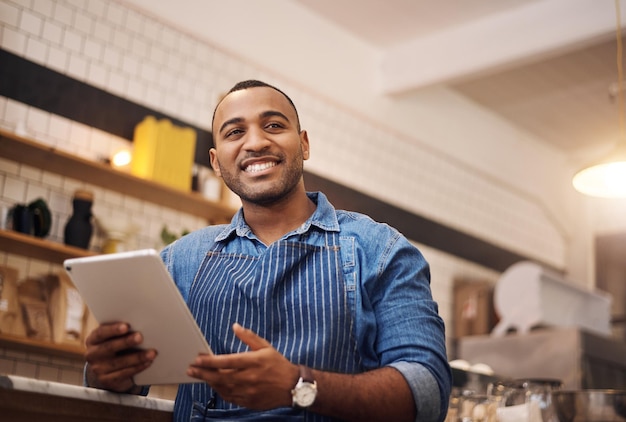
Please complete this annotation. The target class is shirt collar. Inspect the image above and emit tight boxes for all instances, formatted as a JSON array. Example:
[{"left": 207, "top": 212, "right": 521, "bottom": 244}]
[{"left": 215, "top": 191, "right": 340, "bottom": 242}]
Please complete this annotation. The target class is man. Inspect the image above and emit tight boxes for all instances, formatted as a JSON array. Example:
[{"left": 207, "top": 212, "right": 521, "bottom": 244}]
[{"left": 84, "top": 80, "right": 451, "bottom": 421}]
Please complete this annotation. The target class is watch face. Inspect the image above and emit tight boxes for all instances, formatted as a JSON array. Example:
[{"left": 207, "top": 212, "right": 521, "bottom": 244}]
[{"left": 295, "top": 382, "right": 317, "bottom": 407}]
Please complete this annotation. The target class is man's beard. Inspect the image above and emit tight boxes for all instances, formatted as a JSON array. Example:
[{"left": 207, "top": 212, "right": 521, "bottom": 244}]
[{"left": 217, "top": 150, "right": 305, "bottom": 205}]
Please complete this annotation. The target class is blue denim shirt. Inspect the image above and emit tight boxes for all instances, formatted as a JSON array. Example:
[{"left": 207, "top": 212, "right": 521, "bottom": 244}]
[{"left": 162, "top": 191, "right": 451, "bottom": 422}]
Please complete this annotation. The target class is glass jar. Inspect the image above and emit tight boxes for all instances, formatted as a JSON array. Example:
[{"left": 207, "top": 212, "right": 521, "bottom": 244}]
[
  {"left": 489, "top": 378, "right": 562, "bottom": 422},
  {"left": 457, "top": 392, "right": 499, "bottom": 422}
]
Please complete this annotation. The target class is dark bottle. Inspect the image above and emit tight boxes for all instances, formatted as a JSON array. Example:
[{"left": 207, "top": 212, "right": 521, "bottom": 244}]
[{"left": 64, "top": 189, "right": 94, "bottom": 249}]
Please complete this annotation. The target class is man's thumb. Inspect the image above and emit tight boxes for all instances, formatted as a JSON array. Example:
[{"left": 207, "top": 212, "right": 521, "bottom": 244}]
[{"left": 232, "top": 322, "right": 271, "bottom": 351}]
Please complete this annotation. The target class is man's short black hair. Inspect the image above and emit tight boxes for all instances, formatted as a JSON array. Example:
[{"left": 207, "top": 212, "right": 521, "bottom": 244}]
[{"left": 211, "top": 79, "right": 301, "bottom": 133}]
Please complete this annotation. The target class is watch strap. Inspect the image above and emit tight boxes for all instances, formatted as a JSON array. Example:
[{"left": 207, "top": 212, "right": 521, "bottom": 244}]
[{"left": 298, "top": 365, "right": 315, "bottom": 383}]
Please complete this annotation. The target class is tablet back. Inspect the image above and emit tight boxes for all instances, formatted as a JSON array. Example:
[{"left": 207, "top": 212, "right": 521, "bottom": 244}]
[{"left": 64, "top": 249, "right": 212, "bottom": 385}]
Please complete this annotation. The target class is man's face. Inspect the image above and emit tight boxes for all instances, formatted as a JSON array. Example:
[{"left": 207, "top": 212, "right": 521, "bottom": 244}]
[{"left": 210, "top": 87, "right": 310, "bottom": 205}]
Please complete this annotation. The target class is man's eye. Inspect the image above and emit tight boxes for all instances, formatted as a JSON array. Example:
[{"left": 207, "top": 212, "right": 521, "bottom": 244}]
[
  {"left": 225, "top": 128, "right": 243, "bottom": 138},
  {"left": 266, "top": 123, "right": 283, "bottom": 129}
]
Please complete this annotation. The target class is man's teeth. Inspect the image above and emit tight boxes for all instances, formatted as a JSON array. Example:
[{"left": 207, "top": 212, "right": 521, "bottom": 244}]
[{"left": 245, "top": 162, "right": 276, "bottom": 173}]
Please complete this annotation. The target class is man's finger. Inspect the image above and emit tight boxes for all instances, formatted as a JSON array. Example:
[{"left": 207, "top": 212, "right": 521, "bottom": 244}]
[
  {"left": 85, "top": 332, "right": 144, "bottom": 360},
  {"left": 85, "top": 322, "right": 130, "bottom": 346},
  {"left": 232, "top": 323, "right": 272, "bottom": 351}
]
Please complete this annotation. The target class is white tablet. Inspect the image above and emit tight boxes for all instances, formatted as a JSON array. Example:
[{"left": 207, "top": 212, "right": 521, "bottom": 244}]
[{"left": 64, "top": 249, "right": 212, "bottom": 385}]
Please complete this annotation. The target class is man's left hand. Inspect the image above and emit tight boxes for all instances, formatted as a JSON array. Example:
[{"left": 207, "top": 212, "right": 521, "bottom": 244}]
[{"left": 187, "top": 323, "right": 300, "bottom": 409}]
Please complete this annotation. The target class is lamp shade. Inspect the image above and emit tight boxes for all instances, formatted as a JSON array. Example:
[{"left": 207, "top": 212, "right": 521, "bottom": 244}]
[{"left": 572, "top": 143, "right": 626, "bottom": 198}]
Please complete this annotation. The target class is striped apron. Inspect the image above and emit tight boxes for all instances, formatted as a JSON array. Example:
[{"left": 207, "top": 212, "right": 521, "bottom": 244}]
[{"left": 174, "top": 231, "right": 363, "bottom": 421}]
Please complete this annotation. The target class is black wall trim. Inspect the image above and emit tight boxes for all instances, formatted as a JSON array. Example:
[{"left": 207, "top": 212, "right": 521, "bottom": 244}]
[
  {"left": 0, "top": 48, "right": 530, "bottom": 272},
  {"left": 0, "top": 49, "right": 213, "bottom": 166},
  {"left": 304, "top": 173, "right": 529, "bottom": 271}
]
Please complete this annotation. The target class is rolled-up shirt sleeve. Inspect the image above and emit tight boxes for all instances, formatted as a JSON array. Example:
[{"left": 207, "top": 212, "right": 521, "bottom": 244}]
[{"left": 389, "top": 361, "right": 442, "bottom": 422}]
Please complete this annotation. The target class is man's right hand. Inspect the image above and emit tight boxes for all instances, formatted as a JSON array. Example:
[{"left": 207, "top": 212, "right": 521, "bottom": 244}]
[{"left": 84, "top": 322, "right": 157, "bottom": 394}]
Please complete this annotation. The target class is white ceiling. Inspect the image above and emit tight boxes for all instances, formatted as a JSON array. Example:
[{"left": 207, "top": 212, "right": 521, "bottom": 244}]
[
  {"left": 294, "top": 0, "right": 626, "bottom": 160},
  {"left": 294, "top": 0, "right": 544, "bottom": 48}
]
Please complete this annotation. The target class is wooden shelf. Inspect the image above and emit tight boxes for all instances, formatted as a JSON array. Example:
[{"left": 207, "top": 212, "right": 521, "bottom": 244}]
[
  {"left": 0, "top": 333, "right": 85, "bottom": 360},
  {"left": 0, "top": 231, "right": 89, "bottom": 359},
  {"left": 0, "top": 129, "right": 235, "bottom": 223},
  {"left": 0, "top": 229, "right": 95, "bottom": 262}
]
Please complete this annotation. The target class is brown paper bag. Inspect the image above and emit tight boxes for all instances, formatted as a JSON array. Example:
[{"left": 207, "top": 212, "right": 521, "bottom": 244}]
[
  {"left": 0, "top": 265, "right": 26, "bottom": 337},
  {"left": 82, "top": 306, "right": 99, "bottom": 344},
  {"left": 19, "top": 297, "right": 52, "bottom": 340},
  {"left": 18, "top": 275, "right": 53, "bottom": 341},
  {"left": 48, "top": 272, "right": 87, "bottom": 346}
]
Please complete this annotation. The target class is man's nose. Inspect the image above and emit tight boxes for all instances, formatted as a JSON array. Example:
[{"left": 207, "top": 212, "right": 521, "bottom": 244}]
[{"left": 243, "top": 127, "right": 270, "bottom": 150}]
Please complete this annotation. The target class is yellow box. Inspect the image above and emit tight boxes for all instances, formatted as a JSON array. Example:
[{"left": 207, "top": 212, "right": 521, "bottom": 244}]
[{"left": 131, "top": 116, "right": 197, "bottom": 192}]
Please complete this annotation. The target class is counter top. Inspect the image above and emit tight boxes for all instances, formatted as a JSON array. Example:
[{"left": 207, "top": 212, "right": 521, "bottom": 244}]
[
  {"left": 0, "top": 374, "right": 174, "bottom": 421},
  {"left": 458, "top": 327, "right": 626, "bottom": 390}
]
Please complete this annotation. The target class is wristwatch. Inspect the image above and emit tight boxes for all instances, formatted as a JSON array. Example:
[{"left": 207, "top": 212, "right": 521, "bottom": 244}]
[{"left": 291, "top": 365, "right": 317, "bottom": 408}]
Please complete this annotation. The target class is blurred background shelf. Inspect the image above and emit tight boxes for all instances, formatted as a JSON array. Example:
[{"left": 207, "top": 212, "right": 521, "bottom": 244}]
[
  {"left": 0, "top": 230, "right": 89, "bottom": 360},
  {"left": 0, "top": 130, "right": 235, "bottom": 223},
  {"left": 0, "top": 333, "right": 84, "bottom": 360},
  {"left": 0, "top": 229, "right": 94, "bottom": 263}
]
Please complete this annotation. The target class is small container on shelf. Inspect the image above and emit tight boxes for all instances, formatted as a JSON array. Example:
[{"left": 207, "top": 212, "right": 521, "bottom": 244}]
[{"left": 63, "top": 189, "right": 94, "bottom": 250}]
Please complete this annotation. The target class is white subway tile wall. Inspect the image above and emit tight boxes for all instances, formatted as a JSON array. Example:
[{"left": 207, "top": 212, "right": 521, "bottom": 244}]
[
  {"left": 0, "top": 347, "right": 84, "bottom": 385},
  {"left": 0, "top": 0, "right": 561, "bottom": 388}
]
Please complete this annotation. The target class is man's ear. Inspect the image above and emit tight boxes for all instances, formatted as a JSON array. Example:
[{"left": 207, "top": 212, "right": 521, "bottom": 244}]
[
  {"left": 209, "top": 148, "right": 222, "bottom": 177},
  {"left": 300, "top": 130, "right": 310, "bottom": 160}
]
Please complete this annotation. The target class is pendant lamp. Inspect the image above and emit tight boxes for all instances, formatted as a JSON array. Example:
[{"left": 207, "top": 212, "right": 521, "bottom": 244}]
[{"left": 572, "top": 0, "right": 626, "bottom": 198}]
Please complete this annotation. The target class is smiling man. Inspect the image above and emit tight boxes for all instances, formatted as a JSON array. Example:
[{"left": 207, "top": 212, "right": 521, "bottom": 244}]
[{"left": 83, "top": 80, "right": 451, "bottom": 422}]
